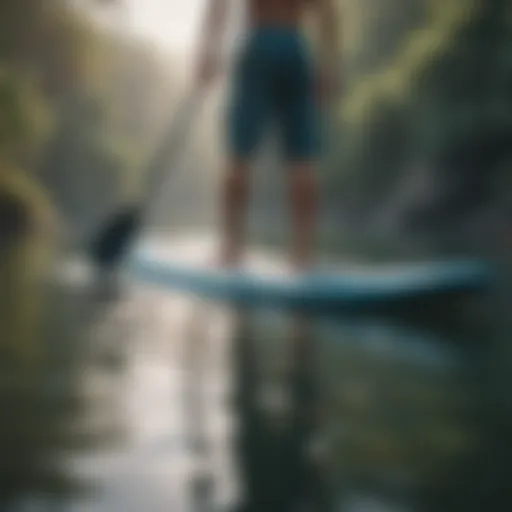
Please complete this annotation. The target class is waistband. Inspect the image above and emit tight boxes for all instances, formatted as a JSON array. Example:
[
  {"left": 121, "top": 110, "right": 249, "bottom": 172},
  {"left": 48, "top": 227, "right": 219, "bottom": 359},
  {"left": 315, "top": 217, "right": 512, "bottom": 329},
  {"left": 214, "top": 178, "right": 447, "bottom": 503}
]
[{"left": 248, "top": 24, "right": 302, "bottom": 38}]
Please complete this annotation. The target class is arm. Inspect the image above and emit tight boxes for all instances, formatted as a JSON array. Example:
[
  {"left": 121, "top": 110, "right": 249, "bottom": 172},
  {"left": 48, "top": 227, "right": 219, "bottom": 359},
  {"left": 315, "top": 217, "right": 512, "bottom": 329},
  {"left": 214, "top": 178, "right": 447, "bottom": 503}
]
[
  {"left": 317, "top": 0, "right": 339, "bottom": 70},
  {"left": 314, "top": 0, "right": 341, "bottom": 99},
  {"left": 196, "top": 0, "right": 230, "bottom": 85}
]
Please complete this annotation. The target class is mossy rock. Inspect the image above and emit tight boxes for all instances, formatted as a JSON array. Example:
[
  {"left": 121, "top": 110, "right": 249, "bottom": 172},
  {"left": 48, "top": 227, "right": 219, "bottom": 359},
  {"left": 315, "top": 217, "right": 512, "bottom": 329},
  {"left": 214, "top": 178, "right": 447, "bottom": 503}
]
[{"left": 0, "top": 168, "right": 58, "bottom": 365}]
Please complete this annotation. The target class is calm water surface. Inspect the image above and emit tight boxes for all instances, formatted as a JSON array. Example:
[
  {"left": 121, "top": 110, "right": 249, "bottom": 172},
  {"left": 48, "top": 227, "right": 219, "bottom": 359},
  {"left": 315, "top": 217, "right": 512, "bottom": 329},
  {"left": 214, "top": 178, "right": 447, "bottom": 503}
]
[{"left": 0, "top": 235, "right": 505, "bottom": 512}]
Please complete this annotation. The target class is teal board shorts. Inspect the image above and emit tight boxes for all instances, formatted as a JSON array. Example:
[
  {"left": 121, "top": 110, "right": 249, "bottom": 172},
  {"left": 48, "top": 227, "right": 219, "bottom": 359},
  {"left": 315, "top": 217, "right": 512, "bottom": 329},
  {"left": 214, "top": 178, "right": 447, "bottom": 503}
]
[{"left": 227, "top": 27, "right": 321, "bottom": 162}]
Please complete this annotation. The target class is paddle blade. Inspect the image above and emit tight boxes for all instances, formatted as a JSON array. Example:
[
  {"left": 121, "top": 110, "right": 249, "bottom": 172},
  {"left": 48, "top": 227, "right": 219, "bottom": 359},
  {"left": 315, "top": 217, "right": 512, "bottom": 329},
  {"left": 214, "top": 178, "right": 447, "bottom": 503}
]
[{"left": 89, "top": 207, "right": 141, "bottom": 268}]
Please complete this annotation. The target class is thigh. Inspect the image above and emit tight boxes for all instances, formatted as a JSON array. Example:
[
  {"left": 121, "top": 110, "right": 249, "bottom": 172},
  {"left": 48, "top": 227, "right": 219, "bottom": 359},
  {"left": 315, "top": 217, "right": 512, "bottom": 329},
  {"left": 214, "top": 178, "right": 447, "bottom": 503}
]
[
  {"left": 227, "top": 40, "right": 272, "bottom": 160},
  {"left": 276, "top": 44, "right": 321, "bottom": 162}
]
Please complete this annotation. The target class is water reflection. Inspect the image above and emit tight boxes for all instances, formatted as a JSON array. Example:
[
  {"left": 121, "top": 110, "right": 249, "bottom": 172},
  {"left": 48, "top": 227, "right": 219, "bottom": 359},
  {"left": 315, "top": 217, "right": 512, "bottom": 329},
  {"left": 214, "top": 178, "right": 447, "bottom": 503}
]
[
  {"left": 231, "top": 312, "right": 329, "bottom": 511},
  {"left": 0, "top": 253, "right": 497, "bottom": 512},
  {"left": 0, "top": 281, "right": 125, "bottom": 511},
  {"left": 232, "top": 309, "right": 489, "bottom": 512}
]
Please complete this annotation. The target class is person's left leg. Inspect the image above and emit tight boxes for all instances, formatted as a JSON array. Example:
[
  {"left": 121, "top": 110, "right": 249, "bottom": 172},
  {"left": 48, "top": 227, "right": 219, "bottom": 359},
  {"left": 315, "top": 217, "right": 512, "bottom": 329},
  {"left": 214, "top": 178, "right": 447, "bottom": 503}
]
[
  {"left": 282, "top": 92, "right": 320, "bottom": 272},
  {"left": 278, "top": 35, "right": 321, "bottom": 273}
]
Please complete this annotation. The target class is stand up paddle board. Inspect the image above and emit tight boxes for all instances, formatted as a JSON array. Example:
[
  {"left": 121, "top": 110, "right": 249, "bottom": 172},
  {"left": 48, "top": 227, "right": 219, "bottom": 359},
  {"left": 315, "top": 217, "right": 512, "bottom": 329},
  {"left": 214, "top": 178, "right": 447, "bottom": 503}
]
[{"left": 125, "top": 237, "right": 492, "bottom": 309}]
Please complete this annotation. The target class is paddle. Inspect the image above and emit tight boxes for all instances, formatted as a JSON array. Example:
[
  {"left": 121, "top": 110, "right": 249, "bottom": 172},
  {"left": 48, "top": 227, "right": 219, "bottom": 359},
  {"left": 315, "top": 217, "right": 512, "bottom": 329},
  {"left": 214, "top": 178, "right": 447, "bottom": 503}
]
[
  {"left": 88, "top": 86, "right": 205, "bottom": 271},
  {"left": 88, "top": 56, "right": 340, "bottom": 273}
]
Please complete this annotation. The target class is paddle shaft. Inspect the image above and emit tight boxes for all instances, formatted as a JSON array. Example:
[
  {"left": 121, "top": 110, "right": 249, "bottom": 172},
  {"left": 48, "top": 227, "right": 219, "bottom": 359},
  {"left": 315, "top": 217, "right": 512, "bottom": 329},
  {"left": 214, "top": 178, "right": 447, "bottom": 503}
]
[{"left": 89, "top": 87, "right": 206, "bottom": 266}]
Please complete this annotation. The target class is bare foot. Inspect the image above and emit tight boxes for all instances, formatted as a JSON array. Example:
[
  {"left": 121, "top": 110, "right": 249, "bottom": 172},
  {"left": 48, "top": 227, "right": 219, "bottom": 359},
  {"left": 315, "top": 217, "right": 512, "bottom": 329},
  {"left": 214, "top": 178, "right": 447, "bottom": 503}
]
[
  {"left": 217, "top": 243, "right": 243, "bottom": 270},
  {"left": 292, "top": 254, "right": 314, "bottom": 276}
]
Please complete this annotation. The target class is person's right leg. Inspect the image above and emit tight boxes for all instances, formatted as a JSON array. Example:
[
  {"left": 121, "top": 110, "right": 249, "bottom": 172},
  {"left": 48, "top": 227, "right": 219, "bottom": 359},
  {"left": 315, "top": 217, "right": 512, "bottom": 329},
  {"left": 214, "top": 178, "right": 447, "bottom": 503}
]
[{"left": 288, "top": 162, "right": 318, "bottom": 271}]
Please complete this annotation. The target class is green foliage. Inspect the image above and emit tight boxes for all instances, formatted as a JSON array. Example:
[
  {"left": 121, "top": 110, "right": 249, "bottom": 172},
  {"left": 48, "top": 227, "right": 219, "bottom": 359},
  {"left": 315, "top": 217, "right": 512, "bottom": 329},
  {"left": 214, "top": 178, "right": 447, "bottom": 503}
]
[
  {"left": 0, "top": 166, "right": 56, "bottom": 364},
  {"left": 341, "top": 0, "right": 429, "bottom": 78},
  {"left": 0, "top": 69, "right": 53, "bottom": 162},
  {"left": 332, "top": 0, "right": 512, "bottom": 206},
  {"left": 0, "top": 0, "right": 181, "bottom": 360},
  {"left": 0, "top": 166, "right": 52, "bottom": 219},
  {"left": 0, "top": 0, "right": 179, "bottom": 235}
]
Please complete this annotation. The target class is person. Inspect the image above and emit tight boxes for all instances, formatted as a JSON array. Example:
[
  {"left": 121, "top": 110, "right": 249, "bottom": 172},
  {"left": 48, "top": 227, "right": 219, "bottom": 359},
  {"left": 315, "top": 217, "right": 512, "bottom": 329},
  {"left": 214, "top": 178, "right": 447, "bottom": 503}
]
[{"left": 196, "top": 0, "right": 340, "bottom": 271}]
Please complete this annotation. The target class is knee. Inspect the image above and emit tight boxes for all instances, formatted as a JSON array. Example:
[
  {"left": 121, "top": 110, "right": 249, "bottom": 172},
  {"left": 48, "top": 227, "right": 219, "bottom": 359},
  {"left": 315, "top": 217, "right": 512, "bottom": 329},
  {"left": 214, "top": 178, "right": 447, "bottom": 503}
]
[
  {"left": 224, "top": 165, "right": 249, "bottom": 195},
  {"left": 289, "top": 167, "right": 317, "bottom": 218},
  {"left": 291, "top": 166, "right": 317, "bottom": 196}
]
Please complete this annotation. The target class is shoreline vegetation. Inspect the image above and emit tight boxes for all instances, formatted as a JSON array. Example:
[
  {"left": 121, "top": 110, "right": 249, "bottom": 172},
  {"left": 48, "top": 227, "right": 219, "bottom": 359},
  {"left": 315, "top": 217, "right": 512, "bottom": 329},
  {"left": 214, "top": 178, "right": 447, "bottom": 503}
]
[{"left": 1, "top": 0, "right": 511, "bottom": 361}]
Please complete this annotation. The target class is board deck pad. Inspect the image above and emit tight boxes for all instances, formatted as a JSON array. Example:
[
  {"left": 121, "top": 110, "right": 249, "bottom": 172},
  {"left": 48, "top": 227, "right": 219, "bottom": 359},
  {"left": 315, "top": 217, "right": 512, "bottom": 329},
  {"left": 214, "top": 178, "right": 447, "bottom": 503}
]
[{"left": 125, "top": 235, "right": 492, "bottom": 309}]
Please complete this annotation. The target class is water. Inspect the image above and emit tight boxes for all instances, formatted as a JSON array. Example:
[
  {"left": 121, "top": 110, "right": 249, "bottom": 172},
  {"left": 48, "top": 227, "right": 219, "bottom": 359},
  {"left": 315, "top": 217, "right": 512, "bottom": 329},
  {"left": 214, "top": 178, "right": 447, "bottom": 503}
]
[{"left": 0, "top": 236, "right": 503, "bottom": 512}]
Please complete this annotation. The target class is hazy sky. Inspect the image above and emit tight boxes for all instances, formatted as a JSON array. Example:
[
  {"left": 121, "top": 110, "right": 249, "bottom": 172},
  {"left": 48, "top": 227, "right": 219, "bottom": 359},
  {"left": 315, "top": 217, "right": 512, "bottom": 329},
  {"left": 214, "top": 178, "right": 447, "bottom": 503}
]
[
  {"left": 119, "top": 0, "right": 245, "bottom": 55},
  {"left": 124, "top": 0, "right": 207, "bottom": 51}
]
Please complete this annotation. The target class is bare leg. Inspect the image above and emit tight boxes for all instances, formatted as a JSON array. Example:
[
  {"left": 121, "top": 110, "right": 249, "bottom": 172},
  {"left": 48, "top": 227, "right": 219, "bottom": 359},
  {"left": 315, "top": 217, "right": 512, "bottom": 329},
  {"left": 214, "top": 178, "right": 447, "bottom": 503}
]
[
  {"left": 220, "top": 161, "right": 250, "bottom": 267},
  {"left": 288, "top": 162, "right": 318, "bottom": 272}
]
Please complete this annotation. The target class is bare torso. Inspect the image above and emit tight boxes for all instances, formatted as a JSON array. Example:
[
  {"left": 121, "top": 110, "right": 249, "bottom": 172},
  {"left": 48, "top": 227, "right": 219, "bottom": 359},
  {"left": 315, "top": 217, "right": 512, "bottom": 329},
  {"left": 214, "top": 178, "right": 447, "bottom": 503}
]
[{"left": 249, "top": 0, "right": 313, "bottom": 27}]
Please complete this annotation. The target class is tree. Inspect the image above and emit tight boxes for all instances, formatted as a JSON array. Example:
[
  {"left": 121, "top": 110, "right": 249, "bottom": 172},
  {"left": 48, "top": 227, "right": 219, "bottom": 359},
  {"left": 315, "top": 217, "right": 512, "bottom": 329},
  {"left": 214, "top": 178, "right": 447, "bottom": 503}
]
[{"left": 332, "top": 0, "right": 512, "bottom": 214}]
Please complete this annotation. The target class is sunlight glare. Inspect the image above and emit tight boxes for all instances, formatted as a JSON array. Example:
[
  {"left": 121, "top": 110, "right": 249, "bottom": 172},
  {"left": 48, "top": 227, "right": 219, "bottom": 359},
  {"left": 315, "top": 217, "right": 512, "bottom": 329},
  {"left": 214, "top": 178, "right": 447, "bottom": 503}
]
[{"left": 125, "top": 0, "right": 207, "bottom": 52}]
